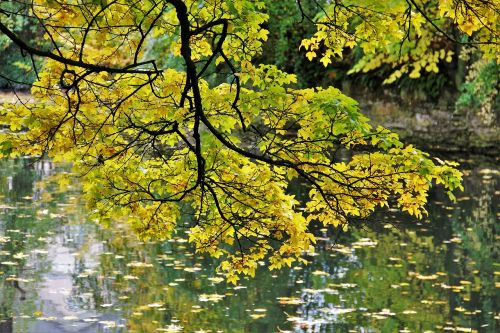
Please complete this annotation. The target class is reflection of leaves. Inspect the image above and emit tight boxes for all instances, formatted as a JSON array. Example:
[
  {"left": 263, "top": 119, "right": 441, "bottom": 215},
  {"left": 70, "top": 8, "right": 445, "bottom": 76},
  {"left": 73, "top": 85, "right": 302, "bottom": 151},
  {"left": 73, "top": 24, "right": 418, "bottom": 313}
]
[{"left": 2, "top": 158, "right": 496, "bottom": 333}]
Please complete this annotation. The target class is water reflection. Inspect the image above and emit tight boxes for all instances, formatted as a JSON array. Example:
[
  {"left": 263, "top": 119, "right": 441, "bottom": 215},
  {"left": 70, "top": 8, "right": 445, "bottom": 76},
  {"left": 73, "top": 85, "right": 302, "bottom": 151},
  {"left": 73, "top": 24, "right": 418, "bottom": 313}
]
[{"left": 0, "top": 157, "right": 498, "bottom": 333}]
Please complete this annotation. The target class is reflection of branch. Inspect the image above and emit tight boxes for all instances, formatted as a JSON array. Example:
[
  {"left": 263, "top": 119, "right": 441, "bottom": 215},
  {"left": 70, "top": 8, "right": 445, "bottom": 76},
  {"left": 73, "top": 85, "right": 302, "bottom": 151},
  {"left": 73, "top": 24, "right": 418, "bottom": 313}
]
[{"left": 12, "top": 280, "right": 27, "bottom": 301}]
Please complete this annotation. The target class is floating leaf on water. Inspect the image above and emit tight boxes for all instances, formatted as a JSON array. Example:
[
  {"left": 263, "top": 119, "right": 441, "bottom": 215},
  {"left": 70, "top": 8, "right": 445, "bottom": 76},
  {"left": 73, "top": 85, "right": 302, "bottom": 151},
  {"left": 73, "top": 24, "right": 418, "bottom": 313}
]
[
  {"left": 199, "top": 293, "right": 225, "bottom": 302},
  {"left": 370, "top": 308, "right": 395, "bottom": 319},
  {"left": 337, "top": 283, "right": 357, "bottom": 289},
  {"left": 322, "top": 288, "right": 338, "bottom": 294},
  {"left": 13, "top": 252, "right": 28, "bottom": 259},
  {"left": 442, "top": 327, "right": 475, "bottom": 332},
  {"left": 250, "top": 313, "right": 266, "bottom": 319},
  {"left": 331, "top": 245, "right": 353, "bottom": 255},
  {"left": 320, "top": 307, "right": 355, "bottom": 315},
  {"left": 277, "top": 297, "right": 304, "bottom": 305},
  {"left": 302, "top": 288, "right": 322, "bottom": 294},
  {"left": 184, "top": 267, "right": 201, "bottom": 273},
  {"left": 420, "top": 299, "right": 446, "bottom": 305},
  {"left": 439, "top": 283, "right": 453, "bottom": 289},
  {"left": 156, "top": 324, "right": 183, "bottom": 332},
  {"left": 208, "top": 277, "right": 224, "bottom": 284},
  {"left": 233, "top": 285, "right": 247, "bottom": 290},
  {"left": 415, "top": 274, "right": 439, "bottom": 280},
  {"left": 286, "top": 316, "right": 327, "bottom": 327},
  {"left": 379, "top": 309, "right": 395, "bottom": 316},
  {"left": 352, "top": 238, "right": 377, "bottom": 247},
  {"left": 5, "top": 277, "right": 31, "bottom": 283},
  {"left": 127, "top": 261, "right": 154, "bottom": 268},
  {"left": 99, "top": 321, "right": 117, "bottom": 328},
  {"left": 147, "top": 302, "right": 164, "bottom": 308},
  {"left": 478, "top": 168, "right": 499, "bottom": 175},
  {"left": 77, "top": 272, "right": 90, "bottom": 278},
  {"left": 299, "top": 287, "right": 337, "bottom": 294},
  {"left": 191, "top": 305, "right": 203, "bottom": 313},
  {"left": 402, "top": 310, "right": 417, "bottom": 315}
]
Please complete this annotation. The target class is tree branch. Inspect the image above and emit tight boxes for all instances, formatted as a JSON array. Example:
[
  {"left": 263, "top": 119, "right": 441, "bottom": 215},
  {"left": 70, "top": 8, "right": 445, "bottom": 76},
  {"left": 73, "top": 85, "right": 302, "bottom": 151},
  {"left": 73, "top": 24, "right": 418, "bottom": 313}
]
[{"left": 0, "top": 21, "right": 160, "bottom": 74}]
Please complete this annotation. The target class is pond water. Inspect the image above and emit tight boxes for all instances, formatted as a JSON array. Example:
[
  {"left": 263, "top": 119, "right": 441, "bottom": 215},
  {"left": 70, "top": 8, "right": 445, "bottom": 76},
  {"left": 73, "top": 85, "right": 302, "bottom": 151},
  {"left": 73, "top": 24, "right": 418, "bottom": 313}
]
[{"left": 0, "top": 156, "right": 498, "bottom": 333}]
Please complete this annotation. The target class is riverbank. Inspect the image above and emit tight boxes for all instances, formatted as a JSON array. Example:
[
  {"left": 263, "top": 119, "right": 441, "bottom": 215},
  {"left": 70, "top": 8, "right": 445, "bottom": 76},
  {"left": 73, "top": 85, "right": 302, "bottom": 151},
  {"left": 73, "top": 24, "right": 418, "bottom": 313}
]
[{"left": 351, "top": 91, "right": 499, "bottom": 156}]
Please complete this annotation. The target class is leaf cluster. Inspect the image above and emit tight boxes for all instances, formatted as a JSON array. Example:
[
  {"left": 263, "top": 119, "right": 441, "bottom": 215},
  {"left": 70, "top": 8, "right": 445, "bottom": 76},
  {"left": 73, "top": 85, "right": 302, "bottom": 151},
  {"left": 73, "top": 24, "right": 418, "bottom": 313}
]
[{"left": 0, "top": 0, "right": 468, "bottom": 281}]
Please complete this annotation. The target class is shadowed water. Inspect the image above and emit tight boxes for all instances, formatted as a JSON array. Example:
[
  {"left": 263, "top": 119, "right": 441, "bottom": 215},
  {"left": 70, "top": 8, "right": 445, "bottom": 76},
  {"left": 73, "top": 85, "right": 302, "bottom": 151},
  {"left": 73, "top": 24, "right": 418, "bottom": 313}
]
[{"left": 0, "top": 156, "right": 498, "bottom": 333}]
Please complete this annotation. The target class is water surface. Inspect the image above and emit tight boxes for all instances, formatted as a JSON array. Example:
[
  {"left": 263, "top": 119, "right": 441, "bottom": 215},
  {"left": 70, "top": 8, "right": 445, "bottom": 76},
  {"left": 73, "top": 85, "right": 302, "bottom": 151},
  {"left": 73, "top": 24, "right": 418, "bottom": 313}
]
[{"left": 0, "top": 157, "right": 498, "bottom": 333}]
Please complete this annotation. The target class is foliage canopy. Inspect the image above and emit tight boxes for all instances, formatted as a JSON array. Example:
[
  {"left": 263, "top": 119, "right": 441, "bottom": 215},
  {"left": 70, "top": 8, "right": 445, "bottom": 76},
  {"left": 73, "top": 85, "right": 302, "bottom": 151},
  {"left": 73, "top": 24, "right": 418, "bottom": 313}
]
[{"left": 0, "top": 0, "right": 494, "bottom": 282}]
